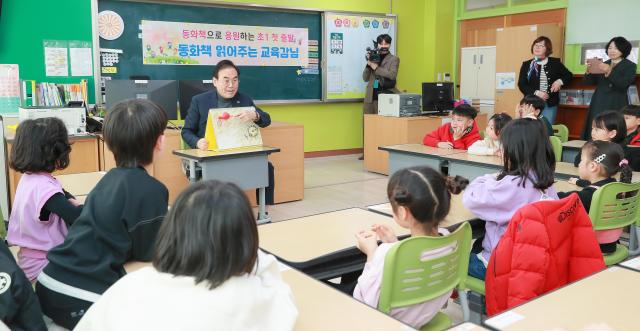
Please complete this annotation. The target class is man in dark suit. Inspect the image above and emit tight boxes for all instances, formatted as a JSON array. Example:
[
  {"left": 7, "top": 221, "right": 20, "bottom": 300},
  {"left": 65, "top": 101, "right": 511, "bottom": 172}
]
[{"left": 181, "top": 59, "right": 275, "bottom": 204}]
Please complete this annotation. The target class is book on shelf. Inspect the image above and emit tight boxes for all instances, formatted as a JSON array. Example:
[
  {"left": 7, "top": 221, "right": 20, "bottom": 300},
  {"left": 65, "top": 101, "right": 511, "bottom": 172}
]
[{"left": 21, "top": 80, "right": 88, "bottom": 107}]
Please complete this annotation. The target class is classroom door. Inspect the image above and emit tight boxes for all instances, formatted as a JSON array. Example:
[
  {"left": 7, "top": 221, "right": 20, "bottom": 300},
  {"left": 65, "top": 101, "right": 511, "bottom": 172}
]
[
  {"left": 477, "top": 47, "right": 496, "bottom": 100},
  {"left": 460, "top": 47, "right": 479, "bottom": 99}
]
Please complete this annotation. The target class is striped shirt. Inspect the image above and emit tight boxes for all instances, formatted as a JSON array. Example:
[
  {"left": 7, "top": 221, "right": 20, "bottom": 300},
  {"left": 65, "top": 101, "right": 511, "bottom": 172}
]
[{"left": 538, "top": 58, "right": 549, "bottom": 93}]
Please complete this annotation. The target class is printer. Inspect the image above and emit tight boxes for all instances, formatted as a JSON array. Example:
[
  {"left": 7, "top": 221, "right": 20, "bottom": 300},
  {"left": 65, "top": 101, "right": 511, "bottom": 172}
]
[
  {"left": 18, "top": 107, "right": 87, "bottom": 135},
  {"left": 377, "top": 93, "right": 422, "bottom": 117}
]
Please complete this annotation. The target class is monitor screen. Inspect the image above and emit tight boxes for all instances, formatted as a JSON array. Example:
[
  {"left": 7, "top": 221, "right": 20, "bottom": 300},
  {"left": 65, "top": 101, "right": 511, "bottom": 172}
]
[
  {"left": 422, "top": 82, "right": 454, "bottom": 113},
  {"left": 178, "top": 80, "right": 213, "bottom": 119},
  {"left": 105, "top": 80, "right": 178, "bottom": 120}
]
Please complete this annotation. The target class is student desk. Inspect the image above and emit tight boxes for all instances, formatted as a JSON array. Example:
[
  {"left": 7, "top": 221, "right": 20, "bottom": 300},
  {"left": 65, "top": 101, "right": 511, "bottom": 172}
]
[
  {"left": 444, "top": 153, "right": 503, "bottom": 181},
  {"left": 445, "top": 152, "right": 585, "bottom": 181},
  {"left": 379, "top": 144, "right": 468, "bottom": 175},
  {"left": 484, "top": 266, "right": 640, "bottom": 331},
  {"left": 173, "top": 146, "right": 279, "bottom": 223},
  {"left": 562, "top": 140, "right": 586, "bottom": 163},
  {"left": 445, "top": 154, "right": 584, "bottom": 181},
  {"left": 258, "top": 208, "right": 409, "bottom": 280},
  {"left": 281, "top": 267, "right": 411, "bottom": 330},
  {"left": 364, "top": 113, "right": 488, "bottom": 175},
  {"left": 55, "top": 172, "right": 105, "bottom": 203}
]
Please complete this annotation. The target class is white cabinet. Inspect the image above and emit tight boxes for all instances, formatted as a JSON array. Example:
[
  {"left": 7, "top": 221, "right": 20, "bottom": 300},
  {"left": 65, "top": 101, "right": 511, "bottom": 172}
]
[{"left": 460, "top": 46, "right": 496, "bottom": 100}]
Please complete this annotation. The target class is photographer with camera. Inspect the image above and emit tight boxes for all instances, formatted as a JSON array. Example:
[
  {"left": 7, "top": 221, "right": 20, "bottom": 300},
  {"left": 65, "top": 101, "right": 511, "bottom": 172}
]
[{"left": 362, "top": 34, "right": 400, "bottom": 115}]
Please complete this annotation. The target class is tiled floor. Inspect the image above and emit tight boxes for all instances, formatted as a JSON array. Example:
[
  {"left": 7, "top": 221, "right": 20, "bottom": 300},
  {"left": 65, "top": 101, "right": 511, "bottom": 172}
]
[
  {"left": 265, "top": 154, "right": 465, "bottom": 324},
  {"left": 267, "top": 155, "right": 388, "bottom": 222}
]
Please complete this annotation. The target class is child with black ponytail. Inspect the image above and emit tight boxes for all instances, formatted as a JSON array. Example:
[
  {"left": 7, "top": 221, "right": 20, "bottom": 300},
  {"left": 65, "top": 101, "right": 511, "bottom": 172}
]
[
  {"left": 559, "top": 140, "right": 633, "bottom": 253},
  {"left": 353, "top": 166, "right": 468, "bottom": 329}
]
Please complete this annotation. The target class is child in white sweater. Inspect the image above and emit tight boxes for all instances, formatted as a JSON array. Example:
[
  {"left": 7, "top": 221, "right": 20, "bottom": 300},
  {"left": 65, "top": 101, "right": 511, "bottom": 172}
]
[
  {"left": 468, "top": 113, "right": 512, "bottom": 156},
  {"left": 75, "top": 180, "right": 297, "bottom": 331}
]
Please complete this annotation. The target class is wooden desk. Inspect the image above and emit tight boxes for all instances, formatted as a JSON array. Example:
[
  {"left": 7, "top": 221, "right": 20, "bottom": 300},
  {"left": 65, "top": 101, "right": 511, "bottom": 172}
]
[
  {"left": 282, "top": 268, "right": 410, "bottom": 330},
  {"left": 444, "top": 153, "right": 503, "bottom": 181},
  {"left": 100, "top": 122, "right": 304, "bottom": 205},
  {"left": 258, "top": 208, "right": 409, "bottom": 279},
  {"left": 364, "top": 114, "right": 487, "bottom": 175},
  {"left": 254, "top": 122, "right": 304, "bottom": 204},
  {"left": 6, "top": 133, "right": 101, "bottom": 204},
  {"left": 444, "top": 152, "right": 604, "bottom": 182},
  {"left": 554, "top": 162, "right": 581, "bottom": 180},
  {"left": 55, "top": 172, "right": 105, "bottom": 201},
  {"left": 174, "top": 146, "right": 280, "bottom": 223},
  {"left": 380, "top": 144, "right": 467, "bottom": 175},
  {"left": 485, "top": 267, "right": 640, "bottom": 330},
  {"left": 562, "top": 140, "right": 586, "bottom": 163}
]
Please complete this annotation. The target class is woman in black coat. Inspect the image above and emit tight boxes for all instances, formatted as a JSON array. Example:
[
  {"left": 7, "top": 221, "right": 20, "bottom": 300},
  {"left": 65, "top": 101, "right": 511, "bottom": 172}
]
[
  {"left": 518, "top": 36, "right": 573, "bottom": 125},
  {"left": 582, "top": 36, "right": 638, "bottom": 139}
]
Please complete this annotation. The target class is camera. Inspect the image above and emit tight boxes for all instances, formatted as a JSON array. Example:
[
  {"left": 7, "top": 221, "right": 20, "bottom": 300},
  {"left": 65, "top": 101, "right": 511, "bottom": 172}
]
[{"left": 365, "top": 40, "right": 381, "bottom": 63}]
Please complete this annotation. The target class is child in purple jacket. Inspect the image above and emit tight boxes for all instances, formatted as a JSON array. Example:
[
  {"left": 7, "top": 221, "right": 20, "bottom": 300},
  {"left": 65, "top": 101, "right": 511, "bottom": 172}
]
[
  {"left": 7, "top": 118, "right": 82, "bottom": 282},
  {"left": 463, "top": 118, "right": 558, "bottom": 280}
]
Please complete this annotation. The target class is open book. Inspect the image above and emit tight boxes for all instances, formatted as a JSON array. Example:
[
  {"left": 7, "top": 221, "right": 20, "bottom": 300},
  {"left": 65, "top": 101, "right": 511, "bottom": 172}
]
[{"left": 204, "top": 107, "right": 263, "bottom": 151}]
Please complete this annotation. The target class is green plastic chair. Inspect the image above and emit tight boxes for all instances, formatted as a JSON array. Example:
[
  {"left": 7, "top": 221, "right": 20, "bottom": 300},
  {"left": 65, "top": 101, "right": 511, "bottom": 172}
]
[
  {"left": 552, "top": 124, "right": 569, "bottom": 143},
  {"left": 629, "top": 217, "right": 640, "bottom": 256},
  {"left": 379, "top": 222, "right": 472, "bottom": 331},
  {"left": 465, "top": 276, "right": 485, "bottom": 296},
  {"left": 589, "top": 181, "right": 640, "bottom": 265},
  {"left": 549, "top": 136, "right": 562, "bottom": 162}
]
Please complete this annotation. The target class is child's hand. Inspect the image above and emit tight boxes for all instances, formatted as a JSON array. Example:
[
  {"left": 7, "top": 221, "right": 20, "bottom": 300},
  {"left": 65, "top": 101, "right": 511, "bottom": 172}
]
[
  {"left": 372, "top": 224, "right": 397, "bottom": 243},
  {"left": 452, "top": 127, "right": 464, "bottom": 140},
  {"left": 437, "top": 141, "right": 453, "bottom": 149},
  {"left": 68, "top": 198, "right": 82, "bottom": 207},
  {"left": 522, "top": 104, "right": 536, "bottom": 118},
  {"left": 493, "top": 148, "right": 503, "bottom": 157},
  {"left": 355, "top": 230, "right": 379, "bottom": 257},
  {"left": 568, "top": 177, "right": 579, "bottom": 185}
]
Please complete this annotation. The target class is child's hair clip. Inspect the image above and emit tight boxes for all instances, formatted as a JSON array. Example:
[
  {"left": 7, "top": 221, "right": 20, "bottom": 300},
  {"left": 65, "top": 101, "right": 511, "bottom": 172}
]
[
  {"left": 453, "top": 99, "right": 469, "bottom": 108},
  {"left": 594, "top": 153, "right": 606, "bottom": 163},
  {"left": 619, "top": 159, "right": 629, "bottom": 167}
]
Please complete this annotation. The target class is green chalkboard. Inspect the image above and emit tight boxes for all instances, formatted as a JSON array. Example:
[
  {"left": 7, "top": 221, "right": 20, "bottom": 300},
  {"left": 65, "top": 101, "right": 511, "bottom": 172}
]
[{"left": 98, "top": 0, "right": 322, "bottom": 101}]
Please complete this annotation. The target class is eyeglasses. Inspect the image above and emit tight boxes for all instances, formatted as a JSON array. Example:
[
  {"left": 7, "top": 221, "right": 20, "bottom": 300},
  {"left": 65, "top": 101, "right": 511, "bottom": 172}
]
[
  {"left": 533, "top": 43, "right": 546, "bottom": 49},
  {"left": 219, "top": 78, "right": 239, "bottom": 86}
]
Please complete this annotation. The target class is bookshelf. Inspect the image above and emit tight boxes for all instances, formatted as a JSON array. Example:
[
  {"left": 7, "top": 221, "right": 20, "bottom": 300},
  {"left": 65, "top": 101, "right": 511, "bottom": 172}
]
[{"left": 20, "top": 80, "right": 88, "bottom": 108}]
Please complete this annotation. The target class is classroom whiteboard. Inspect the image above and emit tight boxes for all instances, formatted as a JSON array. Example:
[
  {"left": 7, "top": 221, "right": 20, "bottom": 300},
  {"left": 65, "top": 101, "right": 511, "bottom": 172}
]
[{"left": 323, "top": 12, "right": 397, "bottom": 101}]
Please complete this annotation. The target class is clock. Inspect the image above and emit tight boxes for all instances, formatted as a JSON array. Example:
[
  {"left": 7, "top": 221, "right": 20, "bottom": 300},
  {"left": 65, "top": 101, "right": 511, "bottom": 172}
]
[{"left": 98, "top": 10, "right": 124, "bottom": 41}]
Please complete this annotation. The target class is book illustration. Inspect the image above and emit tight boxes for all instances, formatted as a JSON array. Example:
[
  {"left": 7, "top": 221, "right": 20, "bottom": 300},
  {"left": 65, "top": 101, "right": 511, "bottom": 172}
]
[{"left": 205, "top": 107, "right": 263, "bottom": 151}]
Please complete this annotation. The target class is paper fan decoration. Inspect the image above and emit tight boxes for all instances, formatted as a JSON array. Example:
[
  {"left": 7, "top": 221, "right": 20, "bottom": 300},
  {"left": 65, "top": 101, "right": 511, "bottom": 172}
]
[{"left": 98, "top": 10, "right": 124, "bottom": 41}]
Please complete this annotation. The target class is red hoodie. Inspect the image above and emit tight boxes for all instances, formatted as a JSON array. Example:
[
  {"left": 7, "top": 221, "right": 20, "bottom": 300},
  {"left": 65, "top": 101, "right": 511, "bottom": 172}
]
[
  {"left": 628, "top": 130, "right": 640, "bottom": 146},
  {"left": 422, "top": 121, "right": 481, "bottom": 150}
]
